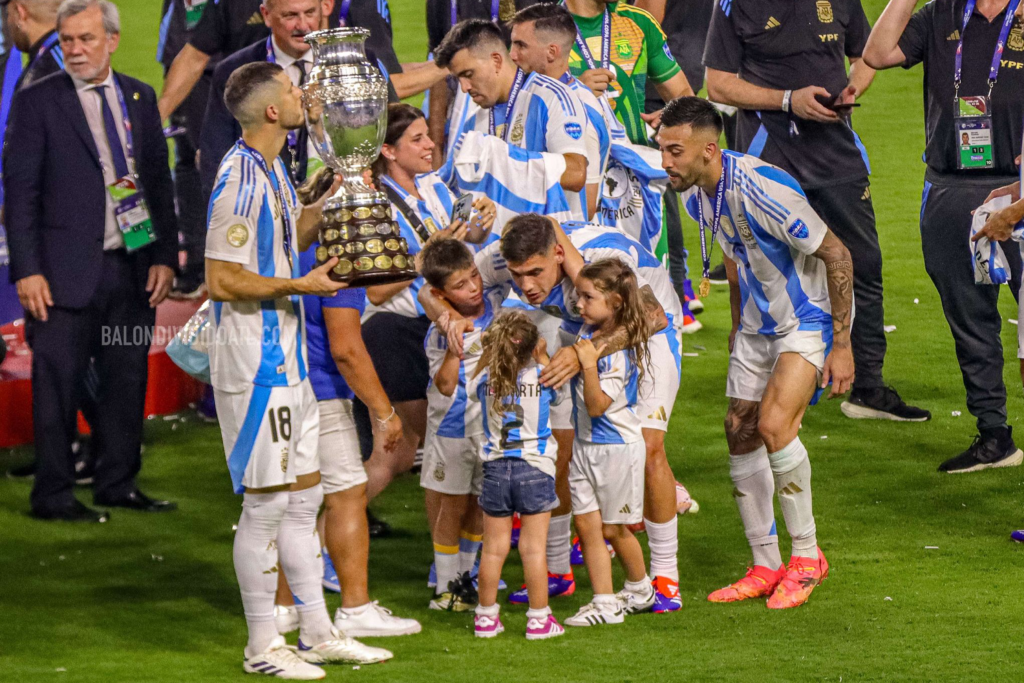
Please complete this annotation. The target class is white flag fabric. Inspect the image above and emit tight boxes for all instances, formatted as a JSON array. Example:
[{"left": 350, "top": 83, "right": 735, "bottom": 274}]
[
  {"left": 596, "top": 126, "right": 671, "bottom": 254},
  {"left": 971, "top": 196, "right": 1015, "bottom": 285},
  {"left": 443, "top": 130, "right": 573, "bottom": 233}
]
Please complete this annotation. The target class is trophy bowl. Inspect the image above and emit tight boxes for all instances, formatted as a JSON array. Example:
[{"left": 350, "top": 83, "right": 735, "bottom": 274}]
[{"left": 303, "top": 28, "right": 416, "bottom": 287}]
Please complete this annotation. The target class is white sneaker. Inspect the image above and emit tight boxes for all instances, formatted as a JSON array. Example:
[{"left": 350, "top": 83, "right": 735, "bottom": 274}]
[
  {"left": 334, "top": 602, "right": 422, "bottom": 637},
  {"left": 564, "top": 600, "right": 625, "bottom": 627},
  {"left": 616, "top": 585, "right": 656, "bottom": 614},
  {"left": 297, "top": 627, "right": 393, "bottom": 665},
  {"left": 274, "top": 605, "right": 299, "bottom": 635},
  {"left": 243, "top": 636, "right": 325, "bottom": 679}
]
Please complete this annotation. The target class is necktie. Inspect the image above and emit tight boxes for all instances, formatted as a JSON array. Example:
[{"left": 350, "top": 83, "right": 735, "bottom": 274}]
[
  {"left": 297, "top": 60, "right": 309, "bottom": 87},
  {"left": 94, "top": 85, "right": 129, "bottom": 178}
]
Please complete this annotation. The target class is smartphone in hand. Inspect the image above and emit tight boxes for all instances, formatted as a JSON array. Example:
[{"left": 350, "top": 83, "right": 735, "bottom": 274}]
[{"left": 451, "top": 192, "right": 474, "bottom": 224}]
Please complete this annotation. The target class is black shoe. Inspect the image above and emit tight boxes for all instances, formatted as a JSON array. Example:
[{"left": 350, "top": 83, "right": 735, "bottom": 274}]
[
  {"left": 938, "top": 428, "right": 1024, "bottom": 474},
  {"left": 840, "top": 386, "right": 931, "bottom": 422},
  {"left": 94, "top": 489, "right": 177, "bottom": 512},
  {"left": 367, "top": 509, "right": 392, "bottom": 538},
  {"left": 447, "top": 571, "right": 479, "bottom": 607},
  {"left": 7, "top": 461, "right": 35, "bottom": 480},
  {"left": 32, "top": 500, "right": 110, "bottom": 523},
  {"left": 708, "top": 262, "right": 728, "bottom": 286}
]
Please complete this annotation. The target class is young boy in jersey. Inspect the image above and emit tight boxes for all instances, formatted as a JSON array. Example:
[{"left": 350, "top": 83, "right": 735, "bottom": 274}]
[
  {"left": 438, "top": 310, "right": 566, "bottom": 640},
  {"left": 420, "top": 238, "right": 507, "bottom": 612},
  {"left": 659, "top": 97, "right": 855, "bottom": 609}
]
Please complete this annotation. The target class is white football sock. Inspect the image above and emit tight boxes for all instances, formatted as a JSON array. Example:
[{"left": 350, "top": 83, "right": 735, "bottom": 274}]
[
  {"left": 526, "top": 606, "right": 551, "bottom": 619},
  {"left": 730, "top": 446, "right": 783, "bottom": 570},
  {"left": 340, "top": 602, "right": 372, "bottom": 616},
  {"left": 434, "top": 543, "right": 460, "bottom": 595},
  {"left": 475, "top": 602, "right": 499, "bottom": 616},
  {"left": 644, "top": 517, "right": 679, "bottom": 581},
  {"left": 623, "top": 576, "right": 652, "bottom": 594},
  {"left": 458, "top": 531, "right": 483, "bottom": 575},
  {"left": 593, "top": 593, "right": 618, "bottom": 607},
  {"left": 546, "top": 514, "right": 572, "bottom": 575},
  {"left": 278, "top": 484, "right": 334, "bottom": 646},
  {"left": 234, "top": 491, "right": 289, "bottom": 658},
  {"left": 768, "top": 438, "right": 817, "bottom": 557}
]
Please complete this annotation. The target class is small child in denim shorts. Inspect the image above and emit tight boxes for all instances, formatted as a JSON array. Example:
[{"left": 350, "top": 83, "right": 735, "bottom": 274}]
[{"left": 437, "top": 310, "right": 566, "bottom": 640}]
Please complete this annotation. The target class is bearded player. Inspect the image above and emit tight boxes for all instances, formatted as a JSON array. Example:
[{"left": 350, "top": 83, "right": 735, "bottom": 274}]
[{"left": 659, "top": 97, "right": 855, "bottom": 609}]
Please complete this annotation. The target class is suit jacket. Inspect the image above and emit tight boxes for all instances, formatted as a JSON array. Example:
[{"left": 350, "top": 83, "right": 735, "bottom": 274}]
[
  {"left": 199, "top": 40, "right": 311, "bottom": 208},
  {"left": 3, "top": 70, "right": 178, "bottom": 310}
]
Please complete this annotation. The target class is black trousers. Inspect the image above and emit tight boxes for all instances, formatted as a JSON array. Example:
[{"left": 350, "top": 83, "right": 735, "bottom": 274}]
[
  {"left": 805, "top": 178, "right": 886, "bottom": 391},
  {"left": 920, "top": 176, "right": 1022, "bottom": 432},
  {"left": 27, "top": 251, "right": 155, "bottom": 513},
  {"left": 172, "top": 75, "right": 210, "bottom": 282}
]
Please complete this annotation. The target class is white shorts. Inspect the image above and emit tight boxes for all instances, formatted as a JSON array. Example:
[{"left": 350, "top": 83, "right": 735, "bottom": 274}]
[
  {"left": 550, "top": 326, "right": 577, "bottom": 431},
  {"left": 726, "top": 330, "right": 828, "bottom": 403},
  {"left": 215, "top": 380, "right": 320, "bottom": 494},
  {"left": 569, "top": 439, "right": 645, "bottom": 525},
  {"left": 638, "top": 329, "right": 682, "bottom": 432},
  {"left": 317, "top": 398, "right": 367, "bottom": 494},
  {"left": 420, "top": 433, "right": 485, "bottom": 495}
]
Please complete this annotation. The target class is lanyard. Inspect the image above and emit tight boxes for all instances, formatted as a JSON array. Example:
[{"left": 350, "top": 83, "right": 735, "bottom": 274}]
[
  {"left": 449, "top": 0, "right": 500, "bottom": 26},
  {"left": 338, "top": 0, "right": 352, "bottom": 25},
  {"left": 265, "top": 37, "right": 301, "bottom": 176},
  {"left": 953, "top": 0, "right": 1022, "bottom": 103},
  {"left": 489, "top": 68, "right": 526, "bottom": 141},
  {"left": 560, "top": 1, "right": 610, "bottom": 70},
  {"left": 696, "top": 159, "right": 727, "bottom": 298},
  {"left": 31, "top": 33, "right": 63, "bottom": 71},
  {"left": 239, "top": 140, "right": 295, "bottom": 271},
  {"left": 110, "top": 77, "right": 137, "bottom": 177}
]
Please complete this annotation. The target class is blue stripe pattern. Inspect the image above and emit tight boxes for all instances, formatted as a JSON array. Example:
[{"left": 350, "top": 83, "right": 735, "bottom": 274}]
[{"left": 227, "top": 386, "right": 272, "bottom": 493}]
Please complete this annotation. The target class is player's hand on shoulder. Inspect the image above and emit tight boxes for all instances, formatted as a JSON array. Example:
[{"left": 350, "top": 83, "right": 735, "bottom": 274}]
[
  {"left": 791, "top": 86, "right": 839, "bottom": 123},
  {"left": 541, "top": 345, "right": 582, "bottom": 389},
  {"left": 573, "top": 338, "right": 606, "bottom": 370},
  {"left": 300, "top": 257, "right": 349, "bottom": 296},
  {"left": 822, "top": 345, "right": 854, "bottom": 399},
  {"left": 441, "top": 314, "right": 474, "bottom": 358}
]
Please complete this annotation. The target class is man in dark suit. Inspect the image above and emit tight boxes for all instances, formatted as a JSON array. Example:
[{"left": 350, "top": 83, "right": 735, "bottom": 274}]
[{"left": 4, "top": 0, "right": 178, "bottom": 522}]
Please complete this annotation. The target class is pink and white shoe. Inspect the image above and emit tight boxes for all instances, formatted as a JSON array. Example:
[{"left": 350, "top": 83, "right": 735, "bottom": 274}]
[
  {"left": 525, "top": 614, "right": 565, "bottom": 641},
  {"left": 474, "top": 613, "right": 504, "bottom": 638}
]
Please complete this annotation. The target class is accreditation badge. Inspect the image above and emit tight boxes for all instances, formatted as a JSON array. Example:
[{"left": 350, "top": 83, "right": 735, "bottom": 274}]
[
  {"left": 109, "top": 177, "right": 157, "bottom": 251},
  {"left": 955, "top": 96, "right": 994, "bottom": 170}
]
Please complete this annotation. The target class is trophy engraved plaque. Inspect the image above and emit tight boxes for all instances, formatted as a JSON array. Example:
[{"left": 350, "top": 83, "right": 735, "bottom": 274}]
[{"left": 303, "top": 28, "right": 416, "bottom": 286}]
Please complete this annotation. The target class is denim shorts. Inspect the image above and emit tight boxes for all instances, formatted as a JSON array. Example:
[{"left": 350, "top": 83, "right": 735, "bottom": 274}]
[{"left": 479, "top": 458, "right": 558, "bottom": 518}]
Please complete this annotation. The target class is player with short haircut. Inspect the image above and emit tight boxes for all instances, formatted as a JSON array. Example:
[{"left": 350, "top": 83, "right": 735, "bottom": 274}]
[
  {"left": 419, "top": 238, "right": 507, "bottom": 612},
  {"left": 420, "top": 214, "right": 687, "bottom": 612},
  {"left": 659, "top": 96, "right": 855, "bottom": 609},
  {"left": 509, "top": 2, "right": 610, "bottom": 219},
  {"left": 435, "top": 19, "right": 591, "bottom": 221},
  {"left": 206, "top": 61, "right": 392, "bottom": 676}
]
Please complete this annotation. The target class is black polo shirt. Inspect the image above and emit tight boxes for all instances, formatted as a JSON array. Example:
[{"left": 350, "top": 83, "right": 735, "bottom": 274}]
[
  {"left": 899, "top": 0, "right": 1024, "bottom": 181},
  {"left": 703, "top": 0, "right": 872, "bottom": 189},
  {"left": 158, "top": 0, "right": 213, "bottom": 70},
  {"left": 662, "top": 0, "right": 714, "bottom": 93},
  {"left": 188, "top": 0, "right": 401, "bottom": 75},
  {"left": 426, "top": 0, "right": 546, "bottom": 54},
  {"left": 16, "top": 29, "right": 64, "bottom": 91}
]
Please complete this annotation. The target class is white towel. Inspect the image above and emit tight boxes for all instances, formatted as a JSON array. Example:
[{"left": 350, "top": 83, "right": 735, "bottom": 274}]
[
  {"left": 971, "top": 196, "right": 1018, "bottom": 285},
  {"left": 445, "top": 130, "right": 573, "bottom": 233}
]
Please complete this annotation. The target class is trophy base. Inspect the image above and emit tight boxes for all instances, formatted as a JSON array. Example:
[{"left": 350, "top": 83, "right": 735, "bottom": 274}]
[{"left": 312, "top": 181, "right": 418, "bottom": 288}]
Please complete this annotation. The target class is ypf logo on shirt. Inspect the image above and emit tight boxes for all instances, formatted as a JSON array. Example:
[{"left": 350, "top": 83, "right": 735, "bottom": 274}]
[
  {"left": 788, "top": 220, "right": 810, "bottom": 239},
  {"left": 564, "top": 122, "right": 583, "bottom": 140}
]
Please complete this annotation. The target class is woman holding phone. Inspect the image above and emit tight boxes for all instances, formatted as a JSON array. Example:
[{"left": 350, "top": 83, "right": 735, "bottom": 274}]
[{"left": 360, "top": 103, "right": 496, "bottom": 530}]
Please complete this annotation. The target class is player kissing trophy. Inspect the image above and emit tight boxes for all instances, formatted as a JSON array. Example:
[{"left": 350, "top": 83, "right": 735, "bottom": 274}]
[{"left": 303, "top": 27, "right": 417, "bottom": 286}]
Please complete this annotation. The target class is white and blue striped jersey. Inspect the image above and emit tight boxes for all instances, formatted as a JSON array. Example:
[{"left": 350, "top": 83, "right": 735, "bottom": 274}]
[
  {"left": 475, "top": 222, "right": 683, "bottom": 339},
  {"left": 597, "top": 128, "right": 671, "bottom": 254},
  {"left": 461, "top": 71, "right": 589, "bottom": 220},
  {"left": 424, "top": 286, "right": 506, "bottom": 439},
  {"left": 467, "top": 362, "right": 565, "bottom": 477},
  {"left": 570, "top": 327, "right": 642, "bottom": 445},
  {"left": 682, "top": 151, "right": 832, "bottom": 337},
  {"left": 206, "top": 142, "right": 307, "bottom": 394},
  {"left": 562, "top": 73, "right": 610, "bottom": 216},
  {"left": 369, "top": 172, "right": 457, "bottom": 319}
]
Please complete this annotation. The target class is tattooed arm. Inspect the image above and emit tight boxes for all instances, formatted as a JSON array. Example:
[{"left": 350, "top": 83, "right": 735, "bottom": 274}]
[
  {"left": 539, "top": 284, "right": 665, "bottom": 389},
  {"left": 812, "top": 229, "right": 855, "bottom": 398}
]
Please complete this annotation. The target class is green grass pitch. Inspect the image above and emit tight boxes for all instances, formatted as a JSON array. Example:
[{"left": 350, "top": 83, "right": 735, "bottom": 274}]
[{"left": 2, "top": 1, "right": 1023, "bottom": 680}]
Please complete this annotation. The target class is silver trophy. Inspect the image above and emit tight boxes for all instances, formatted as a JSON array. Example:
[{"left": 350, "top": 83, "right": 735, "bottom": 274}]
[{"left": 303, "top": 28, "right": 416, "bottom": 286}]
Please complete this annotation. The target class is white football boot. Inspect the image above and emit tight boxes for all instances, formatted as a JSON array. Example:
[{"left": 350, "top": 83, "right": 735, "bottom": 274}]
[
  {"left": 296, "top": 627, "right": 393, "bottom": 665},
  {"left": 274, "top": 605, "right": 299, "bottom": 635},
  {"left": 564, "top": 600, "right": 625, "bottom": 627},
  {"left": 242, "top": 636, "right": 325, "bottom": 679},
  {"left": 334, "top": 602, "right": 422, "bottom": 637},
  {"left": 616, "top": 583, "right": 656, "bottom": 614}
]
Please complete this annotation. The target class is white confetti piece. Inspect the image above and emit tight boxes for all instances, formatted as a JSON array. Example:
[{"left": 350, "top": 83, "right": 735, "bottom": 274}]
[
  {"left": 820, "top": 435, "right": 828, "bottom": 439},
  {"left": 232, "top": 524, "right": 238, "bottom": 531},
  {"left": 925, "top": 546, "right": 939, "bottom": 550},
  {"left": 352, "top": 666, "right": 360, "bottom": 671},
  {"left": 682, "top": 352, "right": 699, "bottom": 357},
  {"left": 55, "top": 668, "right": 67, "bottom": 673},
  {"left": 1010, "top": 319, "right": 1019, "bottom": 326},
  {"left": 952, "top": 411, "right": 962, "bottom": 417},
  {"left": 884, "top": 325, "right": 897, "bottom": 333},
  {"left": 151, "top": 554, "right": 164, "bottom": 562},
  {"left": 884, "top": 597, "right": 893, "bottom": 601},
  {"left": 692, "top": 345, "right": 706, "bottom": 351},
  {"left": 913, "top": 298, "right": 919, "bottom": 304},
  {"left": 58, "top": 555, "right": 65, "bottom": 561}
]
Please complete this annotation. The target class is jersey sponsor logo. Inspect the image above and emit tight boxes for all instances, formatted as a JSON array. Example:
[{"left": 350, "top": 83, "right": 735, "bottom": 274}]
[
  {"left": 764, "top": 16, "right": 781, "bottom": 30},
  {"left": 819, "top": 33, "right": 839, "bottom": 43},
  {"left": 788, "top": 220, "right": 810, "bottom": 240},
  {"left": 999, "top": 59, "right": 1024, "bottom": 69},
  {"left": 1008, "top": 27, "right": 1024, "bottom": 52},
  {"left": 816, "top": 0, "right": 833, "bottom": 24},
  {"left": 227, "top": 223, "right": 249, "bottom": 248},
  {"left": 662, "top": 43, "right": 673, "bottom": 60},
  {"left": 861, "top": 186, "right": 871, "bottom": 201},
  {"left": 564, "top": 122, "right": 583, "bottom": 140},
  {"left": 646, "top": 406, "right": 667, "bottom": 422}
]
